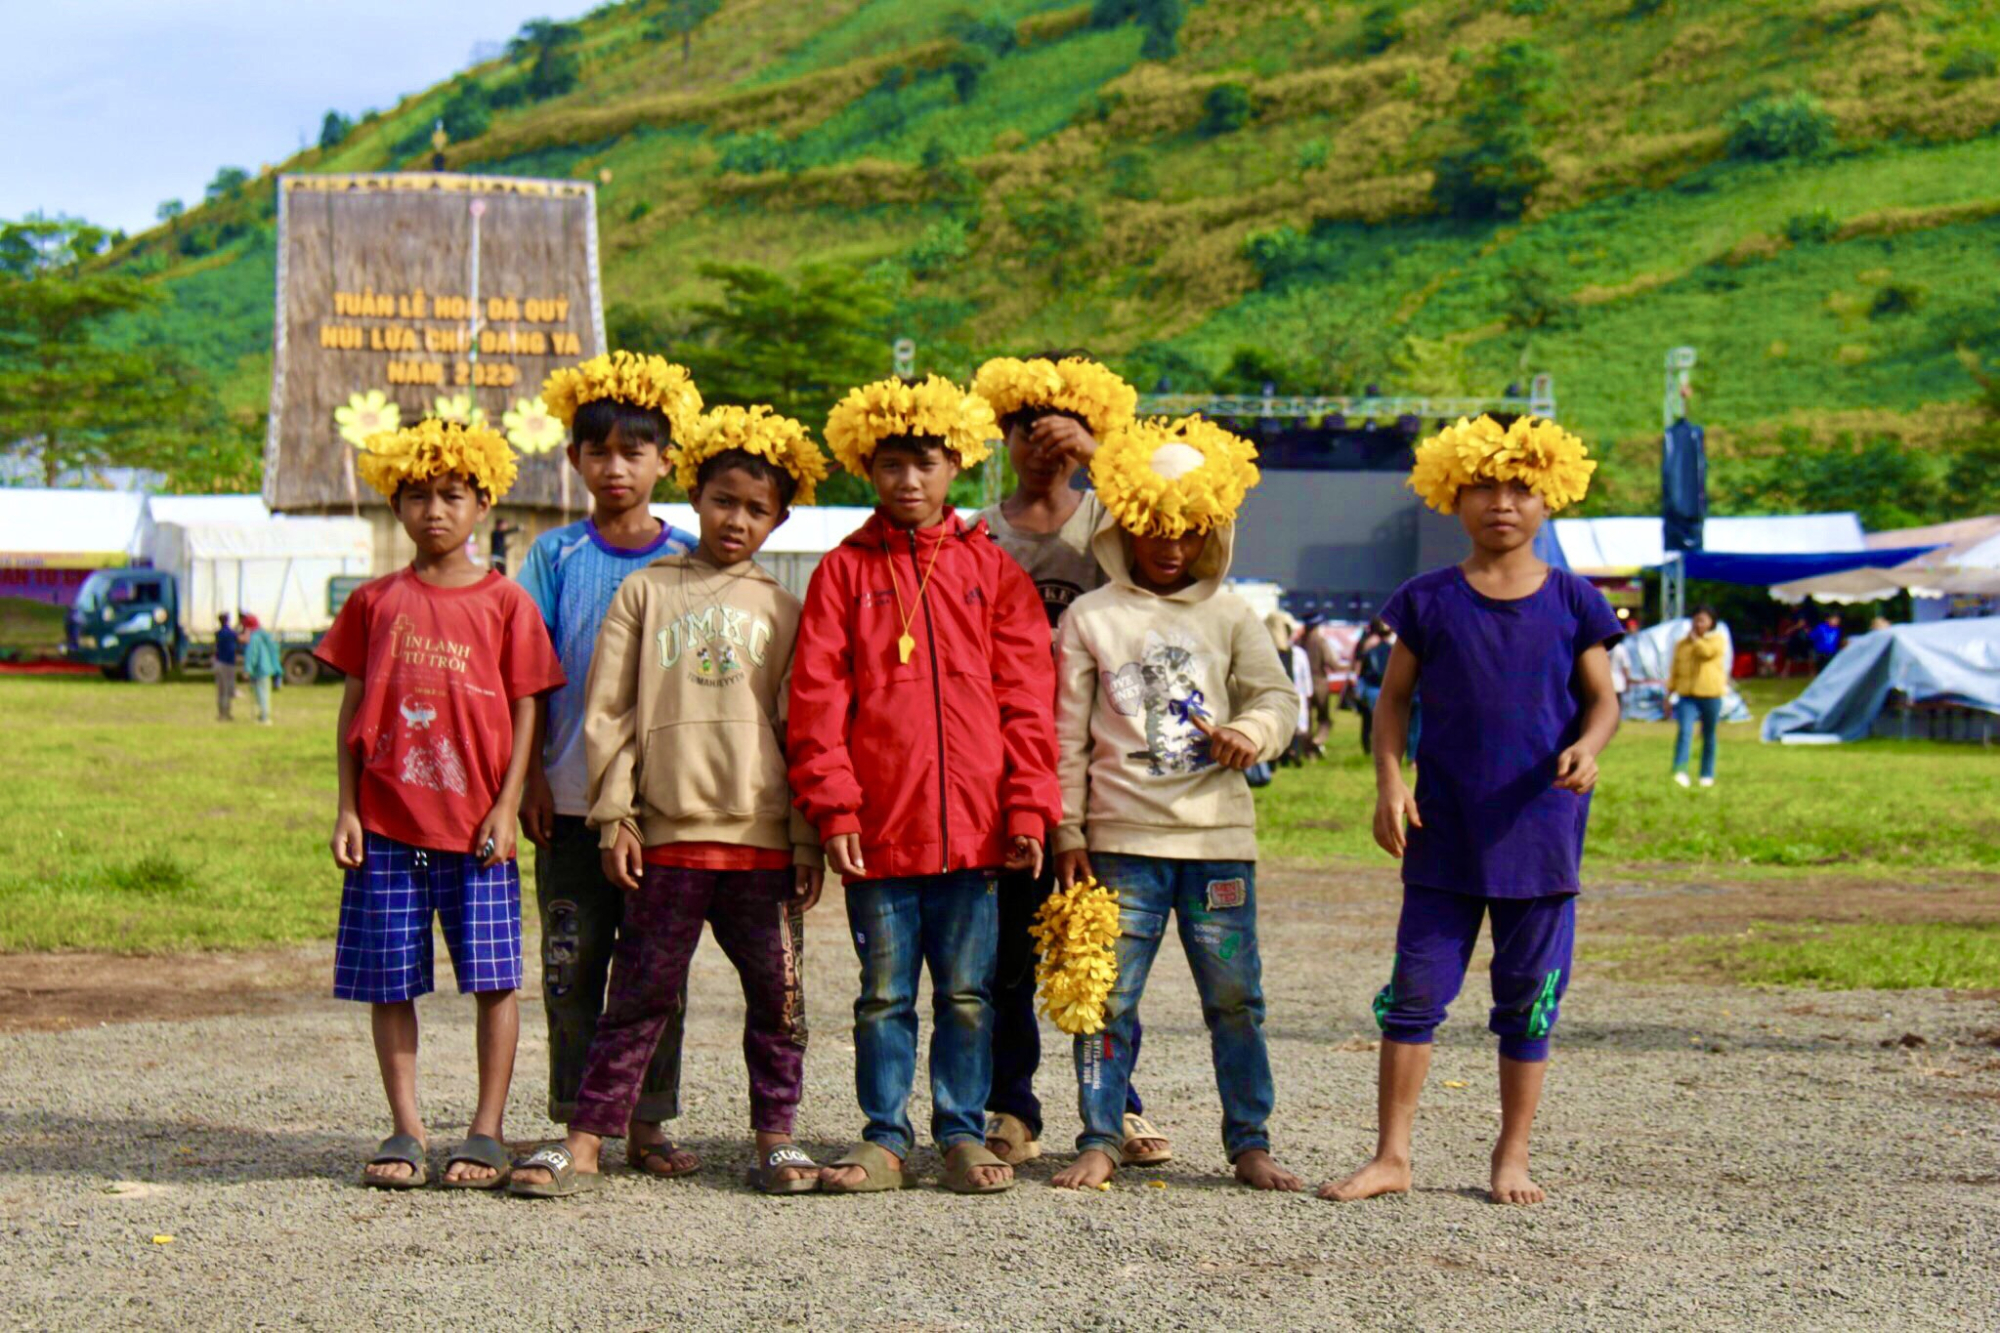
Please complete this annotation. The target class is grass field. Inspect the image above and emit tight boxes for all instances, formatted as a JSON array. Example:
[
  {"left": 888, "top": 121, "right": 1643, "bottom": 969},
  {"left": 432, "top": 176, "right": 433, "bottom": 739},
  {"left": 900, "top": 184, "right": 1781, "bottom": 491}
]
[{"left": 1, "top": 673, "right": 1994, "bottom": 984}]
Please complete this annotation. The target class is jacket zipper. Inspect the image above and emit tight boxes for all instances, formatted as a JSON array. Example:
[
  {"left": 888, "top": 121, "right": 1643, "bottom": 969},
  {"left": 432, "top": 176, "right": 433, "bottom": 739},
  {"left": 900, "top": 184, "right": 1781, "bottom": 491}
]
[{"left": 907, "top": 529, "right": 951, "bottom": 873}]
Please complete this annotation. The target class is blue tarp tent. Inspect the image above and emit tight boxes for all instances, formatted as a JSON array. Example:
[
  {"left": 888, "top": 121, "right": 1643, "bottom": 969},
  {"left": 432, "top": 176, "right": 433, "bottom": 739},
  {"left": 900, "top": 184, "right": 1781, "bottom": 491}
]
[
  {"left": 1761, "top": 619, "right": 2000, "bottom": 742},
  {"left": 1683, "top": 545, "right": 1941, "bottom": 585}
]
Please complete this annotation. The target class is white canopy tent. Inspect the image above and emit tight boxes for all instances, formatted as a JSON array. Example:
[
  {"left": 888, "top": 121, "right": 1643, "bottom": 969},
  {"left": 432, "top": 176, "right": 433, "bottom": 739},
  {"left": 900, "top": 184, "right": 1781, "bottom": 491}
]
[
  {"left": 1554, "top": 513, "right": 1865, "bottom": 575},
  {"left": 1770, "top": 514, "right": 2000, "bottom": 609}
]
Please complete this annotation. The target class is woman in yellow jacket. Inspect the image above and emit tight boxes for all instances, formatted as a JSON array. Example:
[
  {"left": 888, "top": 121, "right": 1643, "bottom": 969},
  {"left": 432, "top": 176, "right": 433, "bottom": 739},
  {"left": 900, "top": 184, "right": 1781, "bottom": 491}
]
[{"left": 1669, "top": 606, "right": 1728, "bottom": 788}]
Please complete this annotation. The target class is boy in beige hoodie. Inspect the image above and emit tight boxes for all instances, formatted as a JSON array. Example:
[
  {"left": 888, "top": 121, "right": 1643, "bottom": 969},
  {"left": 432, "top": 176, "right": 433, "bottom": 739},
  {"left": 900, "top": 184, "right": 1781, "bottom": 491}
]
[
  {"left": 1049, "top": 417, "right": 1304, "bottom": 1193},
  {"left": 509, "top": 407, "right": 830, "bottom": 1198}
]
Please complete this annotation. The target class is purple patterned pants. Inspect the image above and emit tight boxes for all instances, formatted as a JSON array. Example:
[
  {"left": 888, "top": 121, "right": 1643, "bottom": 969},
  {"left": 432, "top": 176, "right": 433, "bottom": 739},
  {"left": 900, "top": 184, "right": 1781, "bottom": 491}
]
[{"left": 571, "top": 863, "right": 807, "bottom": 1137}]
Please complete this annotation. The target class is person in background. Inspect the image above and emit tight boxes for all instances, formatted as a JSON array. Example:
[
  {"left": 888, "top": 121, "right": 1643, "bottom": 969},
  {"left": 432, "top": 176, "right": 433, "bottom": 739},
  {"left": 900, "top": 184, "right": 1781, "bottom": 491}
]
[
  {"left": 1304, "top": 619, "right": 1338, "bottom": 757},
  {"left": 1810, "top": 610, "right": 1843, "bottom": 673},
  {"left": 212, "top": 612, "right": 240, "bottom": 722},
  {"left": 1607, "top": 635, "right": 1632, "bottom": 711},
  {"left": 1353, "top": 619, "right": 1393, "bottom": 755},
  {"left": 241, "top": 613, "right": 280, "bottom": 726},
  {"left": 1669, "top": 605, "right": 1727, "bottom": 789},
  {"left": 1868, "top": 614, "right": 1892, "bottom": 634},
  {"left": 1266, "top": 611, "right": 1314, "bottom": 766},
  {"left": 1783, "top": 612, "right": 1813, "bottom": 677}
]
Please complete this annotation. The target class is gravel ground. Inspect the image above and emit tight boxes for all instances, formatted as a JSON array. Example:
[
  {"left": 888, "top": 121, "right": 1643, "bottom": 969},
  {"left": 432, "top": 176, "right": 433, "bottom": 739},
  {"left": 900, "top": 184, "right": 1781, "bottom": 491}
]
[{"left": 2, "top": 870, "right": 1997, "bottom": 1332}]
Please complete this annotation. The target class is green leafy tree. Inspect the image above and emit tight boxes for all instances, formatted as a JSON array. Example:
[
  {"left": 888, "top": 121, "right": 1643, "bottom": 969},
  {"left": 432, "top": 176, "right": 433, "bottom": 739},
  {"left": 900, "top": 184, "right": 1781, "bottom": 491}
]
[
  {"left": 673, "top": 262, "right": 892, "bottom": 428},
  {"left": 1431, "top": 39, "right": 1560, "bottom": 220},
  {"left": 154, "top": 199, "right": 184, "bottom": 230},
  {"left": 650, "top": 0, "right": 723, "bottom": 66},
  {"left": 318, "top": 110, "right": 353, "bottom": 150},
  {"left": 1090, "top": 0, "right": 1188, "bottom": 60},
  {"left": 509, "top": 17, "right": 582, "bottom": 99},
  {"left": 0, "top": 217, "right": 221, "bottom": 486},
  {"left": 204, "top": 167, "right": 249, "bottom": 201},
  {"left": 1197, "top": 84, "right": 1253, "bottom": 138},
  {"left": 1715, "top": 432, "right": 1948, "bottom": 531}
]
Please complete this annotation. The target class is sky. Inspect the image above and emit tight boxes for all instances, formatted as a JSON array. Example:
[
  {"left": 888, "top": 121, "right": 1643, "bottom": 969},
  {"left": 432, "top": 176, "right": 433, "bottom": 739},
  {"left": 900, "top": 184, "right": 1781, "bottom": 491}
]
[{"left": 0, "top": 0, "right": 589, "bottom": 235}]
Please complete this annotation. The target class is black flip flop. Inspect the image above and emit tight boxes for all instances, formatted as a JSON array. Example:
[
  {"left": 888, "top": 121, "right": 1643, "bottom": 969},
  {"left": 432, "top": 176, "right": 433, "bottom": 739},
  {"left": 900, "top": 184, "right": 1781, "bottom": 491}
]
[
  {"left": 505, "top": 1145, "right": 605, "bottom": 1199},
  {"left": 360, "top": 1133, "right": 428, "bottom": 1190},
  {"left": 745, "top": 1144, "right": 820, "bottom": 1195},
  {"left": 440, "top": 1133, "right": 512, "bottom": 1190}
]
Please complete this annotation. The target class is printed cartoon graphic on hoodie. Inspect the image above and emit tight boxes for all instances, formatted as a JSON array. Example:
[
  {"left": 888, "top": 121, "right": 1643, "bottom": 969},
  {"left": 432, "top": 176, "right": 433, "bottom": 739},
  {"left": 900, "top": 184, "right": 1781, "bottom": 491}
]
[{"left": 1054, "top": 510, "right": 1299, "bottom": 862}]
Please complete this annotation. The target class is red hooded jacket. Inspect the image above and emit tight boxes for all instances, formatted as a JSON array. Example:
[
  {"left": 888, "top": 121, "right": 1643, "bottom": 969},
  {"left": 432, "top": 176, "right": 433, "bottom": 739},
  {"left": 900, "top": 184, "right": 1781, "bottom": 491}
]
[{"left": 788, "top": 508, "right": 1062, "bottom": 881}]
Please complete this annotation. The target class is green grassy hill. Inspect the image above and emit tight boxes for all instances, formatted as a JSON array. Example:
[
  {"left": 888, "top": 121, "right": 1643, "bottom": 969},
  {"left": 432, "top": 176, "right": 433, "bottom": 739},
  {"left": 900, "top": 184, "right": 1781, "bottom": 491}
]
[{"left": 104, "top": 0, "right": 2000, "bottom": 515}]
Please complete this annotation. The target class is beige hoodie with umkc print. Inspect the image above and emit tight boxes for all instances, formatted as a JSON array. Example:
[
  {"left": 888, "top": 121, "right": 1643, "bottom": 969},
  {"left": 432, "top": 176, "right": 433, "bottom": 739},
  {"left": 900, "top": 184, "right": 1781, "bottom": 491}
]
[
  {"left": 1053, "top": 510, "right": 1298, "bottom": 862},
  {"left": 585, "top": 554, "right": 820, "bottom": 866}
]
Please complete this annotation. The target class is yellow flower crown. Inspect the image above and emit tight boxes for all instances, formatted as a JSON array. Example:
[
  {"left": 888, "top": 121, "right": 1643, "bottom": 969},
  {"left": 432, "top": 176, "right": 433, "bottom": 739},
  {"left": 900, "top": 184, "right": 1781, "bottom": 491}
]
[
  {"left": 674, "top": 404, "right": 830, "bottom": 506},
  {"left": 1408, "top": 414, "right": 1596, "bottom": 515},
  {"left": 1091, "top": 415, "right": 1261, "bottom": 538},
  {"left": 972, "top": 356, "right": 1138, "bottom": 441},
  {"left": 823, "top": 374, "right": 997, "bottom": 477},
  {"left": 538, "top": 350, "right": 704, "bottom": 441},
  {"left": 355, "top": 418, "right": 519, "bottom": 502},
  {"left": 1029, "top": 877, "right": 1121, "bottom": 1036}
]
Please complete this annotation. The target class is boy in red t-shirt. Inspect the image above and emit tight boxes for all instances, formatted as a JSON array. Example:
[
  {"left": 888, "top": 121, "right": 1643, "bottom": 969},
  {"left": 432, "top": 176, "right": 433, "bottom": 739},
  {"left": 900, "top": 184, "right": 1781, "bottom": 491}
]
[
  {"left": 789, "top": 375, "right": 1061, "bottom": 1196},
  {"left": 315, "top": 420, "right": 565, "bottom": 1190}
]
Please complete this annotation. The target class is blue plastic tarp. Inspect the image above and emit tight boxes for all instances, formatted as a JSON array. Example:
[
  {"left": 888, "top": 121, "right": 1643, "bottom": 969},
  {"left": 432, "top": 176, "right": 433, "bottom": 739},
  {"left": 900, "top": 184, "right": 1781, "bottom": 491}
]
[
  {"left": 1760, "top": 618, "right": 2000, "bottom": 742},
  {"left": 1682, "top": 545, "right": 1941, "bottom": 585}
]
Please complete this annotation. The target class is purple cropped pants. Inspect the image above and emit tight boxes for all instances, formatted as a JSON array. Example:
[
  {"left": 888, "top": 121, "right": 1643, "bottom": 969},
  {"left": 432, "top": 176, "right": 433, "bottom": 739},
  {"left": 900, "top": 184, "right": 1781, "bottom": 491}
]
[{"left": 571, "top": 864, "right": 807, "bottom": 1137}]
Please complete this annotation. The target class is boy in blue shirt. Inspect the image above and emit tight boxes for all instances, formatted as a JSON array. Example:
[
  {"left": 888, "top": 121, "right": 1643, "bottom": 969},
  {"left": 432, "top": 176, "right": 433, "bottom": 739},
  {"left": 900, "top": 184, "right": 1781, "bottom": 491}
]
[
  {"left": 517, "top": 351, "right": 702, "bottom": 1177},
  {"left": 1321, "top": 415, "right": 1621, "bottom": 1207}
]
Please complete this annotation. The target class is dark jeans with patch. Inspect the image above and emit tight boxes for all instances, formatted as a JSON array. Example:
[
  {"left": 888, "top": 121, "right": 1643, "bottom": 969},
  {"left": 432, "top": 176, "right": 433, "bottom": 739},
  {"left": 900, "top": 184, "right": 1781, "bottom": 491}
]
[
  {"left": 990, "top": 867, "right": 1142, "bottom": 1140},
  {"left": 571, "top": 862, "right": 807, "bottom": 1138},
  {"left": 534, "top": 816, "right": 682, "bottom": 1126},
  {"left": 1075, "top": 854, "right": 1273, "bottom": 1163}
]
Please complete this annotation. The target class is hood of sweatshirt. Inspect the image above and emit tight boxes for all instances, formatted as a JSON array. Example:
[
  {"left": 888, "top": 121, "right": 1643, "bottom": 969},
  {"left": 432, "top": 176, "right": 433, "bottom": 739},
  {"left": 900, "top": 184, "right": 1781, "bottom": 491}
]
[{"left": 1089, "top": 504, "right": 1236, "bottom": 603}]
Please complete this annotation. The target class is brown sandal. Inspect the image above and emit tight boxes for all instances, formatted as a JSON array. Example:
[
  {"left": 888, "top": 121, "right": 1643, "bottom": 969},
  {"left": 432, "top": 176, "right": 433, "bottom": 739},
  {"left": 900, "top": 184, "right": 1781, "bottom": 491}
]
[{"left": 628, "top": 1140, "right": 700, "bottom": 1179}]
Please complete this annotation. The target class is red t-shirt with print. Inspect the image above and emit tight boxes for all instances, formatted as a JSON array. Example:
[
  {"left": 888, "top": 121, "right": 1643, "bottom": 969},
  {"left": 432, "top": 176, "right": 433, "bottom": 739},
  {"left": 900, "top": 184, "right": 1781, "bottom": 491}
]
[{"left": 316, "top": 569, "right": 565, "bottom": 854}]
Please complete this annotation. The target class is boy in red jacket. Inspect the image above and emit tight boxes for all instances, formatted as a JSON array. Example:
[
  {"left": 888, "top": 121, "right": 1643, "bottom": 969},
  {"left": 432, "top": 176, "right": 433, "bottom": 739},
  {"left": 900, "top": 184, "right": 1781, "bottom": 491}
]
[{"left": 790, "top": 375, "right": 1061, "bottom": 1196}]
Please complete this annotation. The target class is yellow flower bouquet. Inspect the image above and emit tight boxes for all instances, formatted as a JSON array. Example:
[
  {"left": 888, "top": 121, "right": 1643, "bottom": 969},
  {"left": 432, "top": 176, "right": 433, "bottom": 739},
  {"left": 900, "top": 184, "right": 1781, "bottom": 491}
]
[{"left": 1029, "top": 876, "right": 1122, "bottom": 1035}]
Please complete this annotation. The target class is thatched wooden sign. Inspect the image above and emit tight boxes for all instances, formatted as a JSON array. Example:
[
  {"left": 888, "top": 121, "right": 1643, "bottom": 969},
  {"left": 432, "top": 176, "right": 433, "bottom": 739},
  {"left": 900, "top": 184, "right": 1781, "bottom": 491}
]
[{"left": 262, "top": 172, "right": 605, "bottom": 512}]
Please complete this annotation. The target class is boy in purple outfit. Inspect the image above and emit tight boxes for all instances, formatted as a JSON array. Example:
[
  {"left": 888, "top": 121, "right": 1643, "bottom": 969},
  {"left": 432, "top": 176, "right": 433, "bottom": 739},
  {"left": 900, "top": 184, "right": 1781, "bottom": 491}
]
[{"left": 1322, "top": 414, "right": 1621, "bottom": 1208}]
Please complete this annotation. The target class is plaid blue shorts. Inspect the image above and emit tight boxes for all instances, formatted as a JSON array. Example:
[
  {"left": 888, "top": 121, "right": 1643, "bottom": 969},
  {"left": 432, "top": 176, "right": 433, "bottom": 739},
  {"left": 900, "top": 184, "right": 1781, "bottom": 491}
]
[{"left": 334, "top": 833, "right": 524, "bottom": 1003}]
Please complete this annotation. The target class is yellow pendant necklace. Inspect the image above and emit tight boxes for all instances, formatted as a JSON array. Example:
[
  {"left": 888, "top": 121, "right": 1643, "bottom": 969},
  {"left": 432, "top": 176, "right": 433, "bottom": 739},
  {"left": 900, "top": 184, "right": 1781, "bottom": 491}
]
[{"left": 885, "top": 528, "right": 948, "bottom": 665}]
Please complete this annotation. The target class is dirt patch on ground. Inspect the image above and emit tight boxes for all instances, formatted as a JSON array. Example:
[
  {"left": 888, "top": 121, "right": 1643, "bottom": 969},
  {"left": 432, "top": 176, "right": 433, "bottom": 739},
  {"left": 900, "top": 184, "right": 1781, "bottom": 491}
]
[
  {"left": 0, "top": 948, "right": 325, "bottom": 1031},
  {"left": 2, "top": 865, "right": 1994, "bottom": 1031}
]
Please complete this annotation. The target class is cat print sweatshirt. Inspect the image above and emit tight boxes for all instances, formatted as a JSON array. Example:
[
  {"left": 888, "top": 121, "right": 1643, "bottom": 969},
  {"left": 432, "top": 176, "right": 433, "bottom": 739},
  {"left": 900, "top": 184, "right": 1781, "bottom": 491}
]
[{"left": 1053, "top": 510, "right": 1298, "bottom": 861}]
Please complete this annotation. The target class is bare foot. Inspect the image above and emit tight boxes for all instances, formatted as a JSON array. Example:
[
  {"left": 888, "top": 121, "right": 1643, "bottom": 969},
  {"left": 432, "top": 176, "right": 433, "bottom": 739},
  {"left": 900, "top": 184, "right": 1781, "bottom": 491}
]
[
  {"left": 363, "top": 1145, "right": 424, "bottom": 1185},
  {"left": 442, "top": 1157, "right": 497, "bottom": 1185},
  {"left": 819, "top": 1145, "right": 901, "bottom": 1191},
  {"left": 1233, "top": 1148, "right": 1302, "bottom": 1192},
  {"left": 755, "top": 1131, "right": 813, "bottom": 1186},
  {"left": 946, "top": 1143, "right": 1014, "bottom": 1190},
  {"left": 1489, "top": 1144, "right": 1544, "bottom": 1205},
  {"left": 627, "top": 1121, "right": 699, "bottom": 1178},
  {"left": 1317, "top": 1153, "right": 1411, "bottom": 1201},
  {"left": 511, "top": 1133, "right": 601, "bottom": 1189},
  {"left": 1050, "top": 1148, "right": 1118, "bottom": 1190}
]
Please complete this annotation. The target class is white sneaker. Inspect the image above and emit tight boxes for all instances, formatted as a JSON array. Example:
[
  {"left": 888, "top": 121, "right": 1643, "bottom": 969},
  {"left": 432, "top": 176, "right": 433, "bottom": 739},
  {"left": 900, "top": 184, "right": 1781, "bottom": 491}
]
[
  {"left": 1674, "top": 772, "right": 1691, "bottom": 788},
  {"left": 1699, "top": 776, "right": 1714, "bottom": 788}
]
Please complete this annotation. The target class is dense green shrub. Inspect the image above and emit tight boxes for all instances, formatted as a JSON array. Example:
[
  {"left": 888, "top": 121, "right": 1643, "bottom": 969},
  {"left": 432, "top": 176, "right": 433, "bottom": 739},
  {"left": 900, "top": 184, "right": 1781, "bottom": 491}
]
[
  {"left": 1783, "top": 208, "right": 1840, "bottom": 243},
  {"left": 1941, "top": 46, "right": 1998, "bottom": 82},
  {"left": 317, "top": 111, "right": 352, "bottom": 151},
  {"left": 1726, "top": 93, "right": 1836, "bottom": 161},
  {"left": 1197, "top": 84, "right": 1254, "bottom": 138}
]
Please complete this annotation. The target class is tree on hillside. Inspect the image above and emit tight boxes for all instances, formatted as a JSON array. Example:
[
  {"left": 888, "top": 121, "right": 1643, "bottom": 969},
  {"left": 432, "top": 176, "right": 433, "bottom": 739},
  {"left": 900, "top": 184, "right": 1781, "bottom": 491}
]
[
  {"left": 670, "top": 263, "right": 895, "bottom": 506},
  {"left": 155, "top": 200, "right": 184, "bottom": 231},
  {"left": 205, "top": 167, "right": 249, "bottom": 201},
  {"left": 1432, "top": 39, "right": 1560, "bottom": 220},
  {"left": 509, "top": 17, "right": 582, "bottom": 99},
  {"left": 650, "top": 0, "right": 723, "bottom": 67},
  {"left": 318, "top": 110, "right": 353, "bottom": 151},
  {"left": 0, "top": 216, "right": 222, "bottom": 486},
  {"left": 1091, "top": 0, "right": 1188, "bottom": 60}
]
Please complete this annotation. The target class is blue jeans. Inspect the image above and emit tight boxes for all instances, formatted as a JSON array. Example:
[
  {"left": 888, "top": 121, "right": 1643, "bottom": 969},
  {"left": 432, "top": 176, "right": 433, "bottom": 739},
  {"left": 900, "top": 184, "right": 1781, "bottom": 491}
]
[
  {"left": 990, "top": 868, "right": 1141, "bottom": 1139},
  {"left": 846, "top": 869, "right": 999, "bottom": 1158},
  {"left": 1076, "top": 854, "right": 1273, "bottom": 1163},
  {"left": 1673, "top": 695, "right": 1722, "bottom": 779}
]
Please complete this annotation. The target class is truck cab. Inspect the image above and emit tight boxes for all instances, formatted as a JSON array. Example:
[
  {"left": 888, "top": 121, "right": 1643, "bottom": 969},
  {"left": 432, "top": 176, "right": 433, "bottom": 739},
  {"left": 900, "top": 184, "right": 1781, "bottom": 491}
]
[{"left": 64, "top": 568, "right": 181, "bottom": 682}]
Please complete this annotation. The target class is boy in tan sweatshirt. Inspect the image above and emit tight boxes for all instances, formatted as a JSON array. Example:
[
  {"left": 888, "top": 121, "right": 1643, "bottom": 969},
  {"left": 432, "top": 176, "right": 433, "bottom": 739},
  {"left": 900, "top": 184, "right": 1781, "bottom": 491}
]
[
  {"left": 1048, "top": 417, "right": 1304, "bottom": 1193},
  {"left": 509, "top": 406, "right": 830, "bottom": 1198}
]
